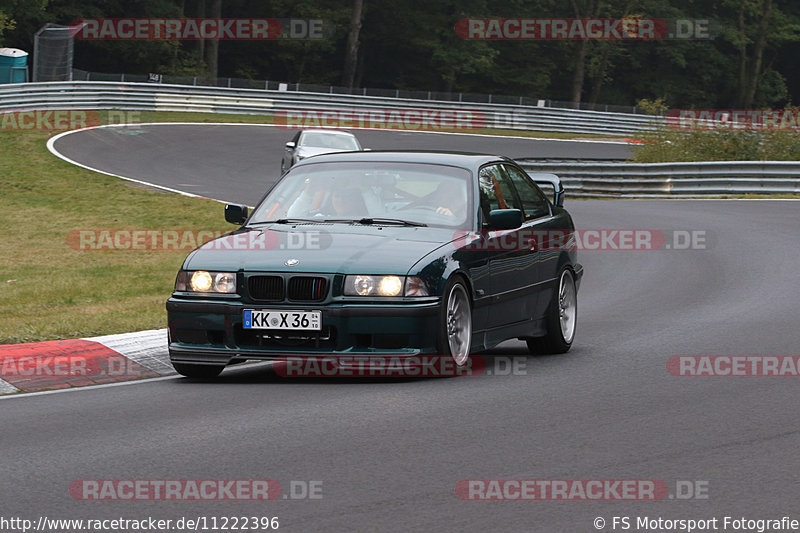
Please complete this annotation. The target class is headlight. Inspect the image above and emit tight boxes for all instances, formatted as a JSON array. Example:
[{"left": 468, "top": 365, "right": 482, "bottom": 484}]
[
  {"left": 212, "top": 272, "right": 237, "bottom": 293},
  {"left": 175, "top": 271, "right": 237, "bottom": 294},
  {"left": 378, "top": 276, "right": 403, "bottom": 296},
  {"left": 191, "top": 271, "right": 213, "bottom": 291},
  {"left": 351, "top": 275, "right": 375, "bottom": 296},
  {"left": 344, "top": 275, "right": 428, "bottom": 297}
]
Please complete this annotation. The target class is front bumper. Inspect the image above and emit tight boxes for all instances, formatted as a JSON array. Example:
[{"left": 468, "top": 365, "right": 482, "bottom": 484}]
[{"left": 167, "top": 297, "right": 441, "bottom": 366}]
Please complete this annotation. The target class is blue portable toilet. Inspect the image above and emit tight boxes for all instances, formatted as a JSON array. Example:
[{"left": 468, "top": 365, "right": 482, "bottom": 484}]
[{"left": 0, "top": 48, "right": 29, "bottom": 84}]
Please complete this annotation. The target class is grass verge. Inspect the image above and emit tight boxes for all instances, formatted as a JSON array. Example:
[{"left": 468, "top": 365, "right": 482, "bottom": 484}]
[{"left": 0, "top": 114, "right": 232, "bottom": 344}]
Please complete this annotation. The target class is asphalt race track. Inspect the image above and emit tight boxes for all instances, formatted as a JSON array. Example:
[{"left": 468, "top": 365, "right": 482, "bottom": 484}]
[
  {"left": 4, "top": 125, "right": 800, "bottom": 532},
  {"left": 50, "top": 123, "right": 634, "bottom": 204}
]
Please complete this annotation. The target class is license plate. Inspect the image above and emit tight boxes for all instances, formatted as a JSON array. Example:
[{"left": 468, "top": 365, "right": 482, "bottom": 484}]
[{"left": 243, "top": 309, "right": 321, "bottom": 331}]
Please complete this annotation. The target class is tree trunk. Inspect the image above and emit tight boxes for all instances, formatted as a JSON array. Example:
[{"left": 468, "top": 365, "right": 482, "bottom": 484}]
[
  {"left": 570, "top": 40, "right": 589, "bottom": 106},
  {"left": 205, "top": 0, "right": 222, "bottom": 79},
  {"left": 444, "top": 72, "right": 455, "bottom": 93},
  {"left": 341, "top": 0, "right": 364, "bottom": 88},
  {"left": 172, "top": 0, "right": 185, "bottom": 67},
  {"left": 354, "top": 42, "right": 365, "bottom": 88},
  {"left": 569, "top": 0, "right": 599, "bottom": 106},
  {"left": 195, "top": 0, "right": 206, "bottom": 66},
  {"left": 743, "top": 0, "right": 772, "bottom": 108},
  {"left": 736, "top": 4, "right": 748, "bottom": 106},
  {"left": 588, "top": 51, "right": 610, "bottom": 104}
]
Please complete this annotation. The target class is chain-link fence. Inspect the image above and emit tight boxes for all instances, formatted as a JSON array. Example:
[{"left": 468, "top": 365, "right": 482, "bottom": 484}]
[
  {"left": 33, "top": 24, "right": 74, "bottom": 82},
  {"left": 69, "top": 68, "right": 646, "bottom": 115}
]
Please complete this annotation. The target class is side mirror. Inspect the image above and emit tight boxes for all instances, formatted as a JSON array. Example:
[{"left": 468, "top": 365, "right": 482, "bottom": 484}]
[
  {"left": 225, "top": 204, "right": 249, "bottom": 225},
  {"left": 285, "top": 141, "right": 296, "bottom": 149},
  {"left": 488, "top": 209, "right": 523, "bottom": 230},
  {"left": 554, "top": 189, "right": 564, "bottom": 207},
  {"left": 531, "top": 173, "right": 565, "bottom": 207}
]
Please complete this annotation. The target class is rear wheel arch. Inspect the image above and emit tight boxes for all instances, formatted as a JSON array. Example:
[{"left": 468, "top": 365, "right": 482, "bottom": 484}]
[{"left": 526, "top": 265, "right": 577, "bottom": 355}]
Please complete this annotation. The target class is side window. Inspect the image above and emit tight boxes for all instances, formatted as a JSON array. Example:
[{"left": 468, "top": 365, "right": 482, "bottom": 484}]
[
  {"left": 502, "top": 165, "right": 550, "bottom": 220},
  {"left": 478, "top": 165, "right": 520, "bottom": 221}
]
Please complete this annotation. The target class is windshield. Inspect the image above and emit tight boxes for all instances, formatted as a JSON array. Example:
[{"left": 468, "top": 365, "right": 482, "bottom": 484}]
[
  {"left": 250, "top": 162, "right": 473, "bottom": 228},
  {"left": 299, "top": 132, "right": 360, "bottom": 151}
]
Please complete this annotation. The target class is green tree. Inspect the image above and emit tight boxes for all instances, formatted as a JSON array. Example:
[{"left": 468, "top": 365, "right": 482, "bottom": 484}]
[
  {"left": 0, "top": 0, "right": 47, "bottom": 50},
  {"left": 719, "top": 0, "right": 800, "bottom": 107},
  {"left": 0, "top": 10, "right": 15, "bottom": 46}
]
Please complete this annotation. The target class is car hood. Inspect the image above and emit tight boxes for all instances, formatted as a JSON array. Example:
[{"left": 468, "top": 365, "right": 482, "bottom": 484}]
[{"left": 183, "top": 224, "right": 456, "bottom": 275}]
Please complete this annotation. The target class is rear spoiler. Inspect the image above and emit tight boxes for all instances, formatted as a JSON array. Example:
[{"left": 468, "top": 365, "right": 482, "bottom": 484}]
[{"left": 529, "top": 172, "right": 565, "bottom": 207}]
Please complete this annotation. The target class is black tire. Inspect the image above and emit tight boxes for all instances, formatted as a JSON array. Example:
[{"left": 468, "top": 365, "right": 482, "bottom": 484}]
[
  {"left": 526, "top": 268, "right": 577, "bottom": 355},
  {"left": 436, "top": 277, "right": 472, "bottom": 366},
  {"left": 172, "top": 362, "right": 224, "bottom": 378}
]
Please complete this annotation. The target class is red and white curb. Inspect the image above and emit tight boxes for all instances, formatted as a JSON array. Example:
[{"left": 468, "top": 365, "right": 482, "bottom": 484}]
[{"left": 0, "top": 329, "right": 172, "bottom": 395}]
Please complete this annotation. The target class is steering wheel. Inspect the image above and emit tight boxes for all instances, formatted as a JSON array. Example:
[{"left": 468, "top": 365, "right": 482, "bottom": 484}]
[
  {"left": 397, "top": 198, "right": 438, "bottom": 212},
  {"left": 407, "top": 204, "right": 438, "bottom": 212}
]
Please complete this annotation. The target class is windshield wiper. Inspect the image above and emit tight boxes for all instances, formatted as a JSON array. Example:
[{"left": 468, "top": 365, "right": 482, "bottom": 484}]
[
  {"left": 321, "top": 217, "right": 426, "bottom": 227},
  {"left": 355, "top": 217, "right": 427, "bottom": 227},
  {"left": 252, "top": 217, "right": 427, "bottom": 227},
  {"left": 248, "top": 218, "right": 321, "bottom": 225}
]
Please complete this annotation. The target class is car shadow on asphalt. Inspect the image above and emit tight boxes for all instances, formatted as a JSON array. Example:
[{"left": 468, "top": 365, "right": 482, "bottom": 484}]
[{"left": 170, "top": 342, "right": 575, "bottom": 386}]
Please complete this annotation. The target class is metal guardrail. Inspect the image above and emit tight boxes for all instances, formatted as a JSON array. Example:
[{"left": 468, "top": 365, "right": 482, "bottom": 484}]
[
  {"left": 0, "top": 81, "right": 661, "bottom": 135},
  {"left": 519, "top": 160, "right": 800, "bottom": 197}
]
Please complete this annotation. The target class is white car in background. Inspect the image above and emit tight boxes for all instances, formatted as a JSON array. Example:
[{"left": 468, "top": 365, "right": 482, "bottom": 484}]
[{"left": 281, "top": 129, "right": 363, "bottom": 172}]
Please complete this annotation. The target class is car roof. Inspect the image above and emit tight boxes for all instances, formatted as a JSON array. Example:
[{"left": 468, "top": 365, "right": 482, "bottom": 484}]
[
  {"left": 299, "top": 129, "right": 358, "bottom": 137},
  {"left": 292, "top": 150, "right": 512, "bottom": 168}
]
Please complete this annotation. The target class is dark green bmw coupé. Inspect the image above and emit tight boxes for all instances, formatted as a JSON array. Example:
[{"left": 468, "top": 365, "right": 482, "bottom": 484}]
[{"left": 167, "top": 151, "right": 583, "bottom": 378}]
